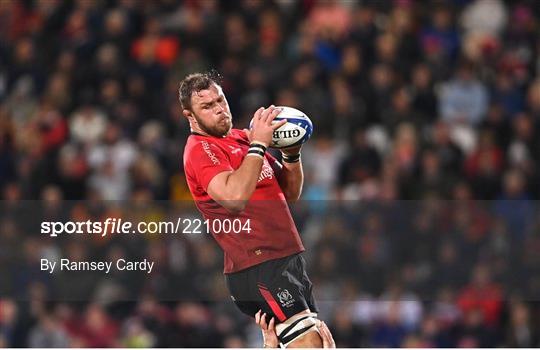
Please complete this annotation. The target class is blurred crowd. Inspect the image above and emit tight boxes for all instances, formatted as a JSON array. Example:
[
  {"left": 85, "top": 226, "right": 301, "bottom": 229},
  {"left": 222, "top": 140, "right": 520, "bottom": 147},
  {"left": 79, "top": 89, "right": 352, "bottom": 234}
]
[{"left": 1, "top": 0, "right": 540, "bottom": 347}]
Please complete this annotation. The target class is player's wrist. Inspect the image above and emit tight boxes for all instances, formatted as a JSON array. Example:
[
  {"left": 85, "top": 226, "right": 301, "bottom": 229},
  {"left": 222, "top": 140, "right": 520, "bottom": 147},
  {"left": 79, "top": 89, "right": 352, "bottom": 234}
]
[
  {"left": 282, "top": 153, "right": 301, "bottom": 163},
  {"left": 247, "top": 142, "right": 267, "bottom": 160},
  {"left": 251, "top": 140, "right": 269, "bottom": 148}
]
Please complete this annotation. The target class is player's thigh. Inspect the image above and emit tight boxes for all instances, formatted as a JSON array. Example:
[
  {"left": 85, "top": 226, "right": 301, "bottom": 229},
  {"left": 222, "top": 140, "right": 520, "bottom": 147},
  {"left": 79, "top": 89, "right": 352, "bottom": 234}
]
[
  {"left": 297, "top": 254, "right": 319, "bottom": 313},
  {"left": 225, "top": 270, "right": 261, "bottom": 318},
  {"left": 256, "top": 254, "right": 317, "bottom": 321},
  {"left": 225, "top": 254, "right": 317, "bottom": 321},
  {"left": 275, "top": 309, "right": 323, "bottom": 348},
  {"left": 287, "top": 330, "right": 323, "bottom": 348}
]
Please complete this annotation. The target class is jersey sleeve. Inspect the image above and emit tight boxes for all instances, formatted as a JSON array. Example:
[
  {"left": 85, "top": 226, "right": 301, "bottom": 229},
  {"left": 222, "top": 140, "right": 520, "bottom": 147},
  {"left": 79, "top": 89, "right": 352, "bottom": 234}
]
[
  {"left": 188, "top": 140, "right": 234, "bottom": 192},
  {"left": 265, "top": 151, "right": 283, "bottom": 175}
]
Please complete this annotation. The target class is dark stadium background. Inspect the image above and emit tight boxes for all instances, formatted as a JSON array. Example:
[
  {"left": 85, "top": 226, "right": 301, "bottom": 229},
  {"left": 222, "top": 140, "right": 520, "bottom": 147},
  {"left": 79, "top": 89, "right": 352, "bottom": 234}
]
[{"left": 1, "top": 0, "right": 540, "bottom": 347}]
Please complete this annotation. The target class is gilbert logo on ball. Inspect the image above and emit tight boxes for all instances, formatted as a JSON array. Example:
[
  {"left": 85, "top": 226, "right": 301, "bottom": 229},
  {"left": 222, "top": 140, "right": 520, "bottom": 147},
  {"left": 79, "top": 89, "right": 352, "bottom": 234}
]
[{"left": 250, "top": 106, "right": 313, "bottom": 149}]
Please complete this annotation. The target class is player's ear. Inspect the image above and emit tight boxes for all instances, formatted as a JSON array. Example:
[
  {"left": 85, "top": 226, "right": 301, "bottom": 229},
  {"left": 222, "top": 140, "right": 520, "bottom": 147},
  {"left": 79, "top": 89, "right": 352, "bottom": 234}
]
[{"left": 183, "top": 109, "right": 194, "bottom": 122}]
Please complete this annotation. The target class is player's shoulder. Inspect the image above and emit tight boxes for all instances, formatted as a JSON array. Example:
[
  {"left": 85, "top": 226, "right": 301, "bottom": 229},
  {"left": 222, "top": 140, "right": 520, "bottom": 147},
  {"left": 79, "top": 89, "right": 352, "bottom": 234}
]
[
  {"left": 183, "top": 134, "right": 207, "bottom": 162},
  {"left": 185, "top": 135, "right": 211, "bottom": 155},
  {"left": 184, "top": 134, "right": 199, "bottom": 152},
  {"left": 184, "top": 133, "right": 227, "bottom": 158},
  {"left": 184, "top": 135, "right": 217, "bottom": 170}
]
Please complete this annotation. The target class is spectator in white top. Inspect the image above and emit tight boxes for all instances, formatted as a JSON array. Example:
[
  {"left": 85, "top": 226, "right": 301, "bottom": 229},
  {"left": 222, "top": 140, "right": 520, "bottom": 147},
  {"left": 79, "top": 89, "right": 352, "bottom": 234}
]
[
  {"left": 438, "top": 62, "right": 488, "bottom": 126},
  {"left": 69, "top": 105, "right": 108, "bottom": 145}
]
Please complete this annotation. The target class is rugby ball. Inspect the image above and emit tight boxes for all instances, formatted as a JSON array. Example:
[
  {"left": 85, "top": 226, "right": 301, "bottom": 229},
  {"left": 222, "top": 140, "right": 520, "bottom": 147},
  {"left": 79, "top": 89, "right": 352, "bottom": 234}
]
[{"left": 250, "top": 106, "right": 313, "bottom": 149}]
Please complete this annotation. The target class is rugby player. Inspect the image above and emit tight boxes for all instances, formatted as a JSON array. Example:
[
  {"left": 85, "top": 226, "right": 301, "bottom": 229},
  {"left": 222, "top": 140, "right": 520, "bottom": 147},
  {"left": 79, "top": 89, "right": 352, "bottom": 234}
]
[{"left": 181, "top": 72, "right": 324, "bottom": 348}]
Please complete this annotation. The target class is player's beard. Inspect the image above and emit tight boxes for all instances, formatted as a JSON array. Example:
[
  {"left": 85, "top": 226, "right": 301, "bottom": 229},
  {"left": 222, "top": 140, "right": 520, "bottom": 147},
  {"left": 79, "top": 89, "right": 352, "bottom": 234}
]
[{"left": 195, "top": 113, "right": 232, "bottom": 137}]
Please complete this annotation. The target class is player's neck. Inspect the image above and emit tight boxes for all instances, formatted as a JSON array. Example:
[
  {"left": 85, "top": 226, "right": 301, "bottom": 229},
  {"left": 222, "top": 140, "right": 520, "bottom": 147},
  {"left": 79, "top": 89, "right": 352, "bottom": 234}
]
[
  {"left": 190, "top": 128, "right": 230, "bottom": 138},
  {"left": 190, "top": 129, "right": 208, "bottom": 137}
]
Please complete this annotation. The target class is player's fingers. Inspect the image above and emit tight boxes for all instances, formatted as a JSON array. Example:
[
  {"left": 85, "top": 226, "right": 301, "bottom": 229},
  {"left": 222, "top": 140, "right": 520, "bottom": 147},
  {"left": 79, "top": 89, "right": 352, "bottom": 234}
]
[
  {"left": 271, "top": 119, "right": 287, "bottom": 130},
  {"left": 261, "top": 313, "right": 267, "bottom": 329},
  {"left": 266, "top": 106, "right": 281, "bottom": 124},
  {"left": 260, "top": 105, "right": 275, "bottom": 123},
  {"left": 266, "top": 107, "right": 282, "bottom": 125},
  {"left": 321, "top": 329, "right": 330, "bottom": 347},
  {"left": 255, "top": 310, "right": 261, "bottom": 323},
  {"left": 320, "top": 322, "right": 335, "bottom": 348},
  {"left": 254, "top": 107, "right": 264, "bottom": 120},
  {"left": 320, "top": 322, "right": 329, "bottom": 337},
  {"left": 268, "top": 317, "right": 275, "bottom": 331},
  {"left": 253, "top": 109, "right": 264, "bottom": 126}
]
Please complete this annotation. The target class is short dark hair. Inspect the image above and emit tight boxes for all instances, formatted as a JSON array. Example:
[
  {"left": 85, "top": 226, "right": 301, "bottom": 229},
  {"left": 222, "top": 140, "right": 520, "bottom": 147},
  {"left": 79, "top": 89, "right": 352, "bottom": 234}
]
[{"left": 178, "top": 72, "right": 222, "bottom": 110}]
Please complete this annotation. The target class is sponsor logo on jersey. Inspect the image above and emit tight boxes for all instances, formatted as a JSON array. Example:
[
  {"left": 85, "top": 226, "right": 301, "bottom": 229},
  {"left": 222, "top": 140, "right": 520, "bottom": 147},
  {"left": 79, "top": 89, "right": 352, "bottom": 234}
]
[
  {"left": 228, "top": 145, "right": 242, "bottom": 155},
  {"left": 258, "top": 159, "right": 274, "bottom": 182},
  {"left": 201, "top": 141, "right": 220, "bottom": 165},
  {"left": 277, "top": 289, "right": 295, "bottom": 308}
]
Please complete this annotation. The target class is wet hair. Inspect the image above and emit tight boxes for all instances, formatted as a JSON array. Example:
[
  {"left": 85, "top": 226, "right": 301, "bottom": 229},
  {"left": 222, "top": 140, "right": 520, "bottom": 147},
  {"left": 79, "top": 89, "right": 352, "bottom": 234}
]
[{"left": 178, "top": 71, "right": 222, "bottom": 110}]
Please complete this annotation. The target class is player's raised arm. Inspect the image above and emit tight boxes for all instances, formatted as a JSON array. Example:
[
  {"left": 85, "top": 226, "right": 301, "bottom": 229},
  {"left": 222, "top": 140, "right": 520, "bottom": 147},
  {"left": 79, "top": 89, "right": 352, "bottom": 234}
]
[
  {"left": 206, "top": 106, "right": 286, "bottom": 213},
  {"left": 276, "top": 145, "right": 304, "bottom": 201}
]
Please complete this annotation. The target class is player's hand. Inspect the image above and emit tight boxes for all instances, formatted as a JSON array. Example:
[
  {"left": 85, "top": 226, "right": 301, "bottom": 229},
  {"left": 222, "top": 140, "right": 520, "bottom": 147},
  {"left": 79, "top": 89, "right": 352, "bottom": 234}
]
[
  {"left": 281, "top": 145, "right": 302, "bottom": 156},
  {"left": 319, "top": 321, "right": 336, "bottom": 348},
  {"left": 245, "top": 106, "right": 286, "bottom": 148},
  {"left": 255, "top": 310, "right": 279, "bottom": 348}
]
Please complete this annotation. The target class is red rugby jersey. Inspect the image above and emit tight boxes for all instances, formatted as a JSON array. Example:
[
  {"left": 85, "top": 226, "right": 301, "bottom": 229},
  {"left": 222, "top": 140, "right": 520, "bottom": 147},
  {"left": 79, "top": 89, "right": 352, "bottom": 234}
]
[{"left": 183, "top": 129, "right": 304, "bottom": 273}]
